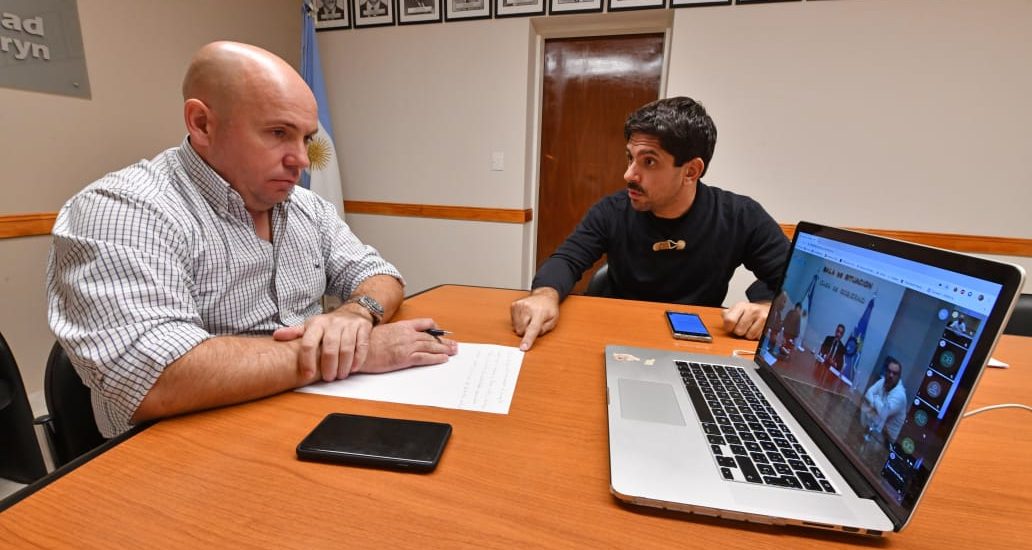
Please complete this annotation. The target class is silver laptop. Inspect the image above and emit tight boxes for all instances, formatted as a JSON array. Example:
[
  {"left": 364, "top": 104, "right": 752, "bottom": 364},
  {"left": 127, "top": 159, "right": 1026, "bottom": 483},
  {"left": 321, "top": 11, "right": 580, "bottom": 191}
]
[{"left": 605, "top": 221, "right": 1024, "bottom": 535}]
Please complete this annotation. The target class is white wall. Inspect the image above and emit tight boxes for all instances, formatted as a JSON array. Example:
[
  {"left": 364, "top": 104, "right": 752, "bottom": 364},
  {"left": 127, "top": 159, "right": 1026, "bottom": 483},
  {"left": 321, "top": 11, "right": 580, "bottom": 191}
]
[
  {"left": 665, "top": 0, "right": 1032, "bottom": 301},
  {"left": 320, "top": 17, "right": 535, "bottom": 292},
  {"left": 669, "top": 0, "right": 1032, "bottom": 236},
  {"left": 0, "top": 0, "right": 300, "bottom": 401}
]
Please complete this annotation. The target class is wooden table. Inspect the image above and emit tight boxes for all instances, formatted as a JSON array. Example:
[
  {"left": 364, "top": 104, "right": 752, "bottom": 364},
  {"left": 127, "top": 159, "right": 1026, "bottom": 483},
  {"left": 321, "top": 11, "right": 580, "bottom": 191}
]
[{"left": 1, "top": 285, "right": 1029, "bottom": 548}]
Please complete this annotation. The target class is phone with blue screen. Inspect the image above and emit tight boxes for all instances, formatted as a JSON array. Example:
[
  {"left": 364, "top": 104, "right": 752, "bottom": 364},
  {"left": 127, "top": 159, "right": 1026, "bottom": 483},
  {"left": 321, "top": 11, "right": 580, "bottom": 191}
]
[{"left": 665, "top": 311, "right": 713, "bottom": 342}]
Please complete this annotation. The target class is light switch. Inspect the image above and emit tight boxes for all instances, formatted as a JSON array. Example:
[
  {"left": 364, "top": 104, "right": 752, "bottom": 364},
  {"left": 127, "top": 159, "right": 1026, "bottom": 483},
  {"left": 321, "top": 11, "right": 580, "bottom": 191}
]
[{"left": 491, "top": 152, "right": 504, "bottom": 171}]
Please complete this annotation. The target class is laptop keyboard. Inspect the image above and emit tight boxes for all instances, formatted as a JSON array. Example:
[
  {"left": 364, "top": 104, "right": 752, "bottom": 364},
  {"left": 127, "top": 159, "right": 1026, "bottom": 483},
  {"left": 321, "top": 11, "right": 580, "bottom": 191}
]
[{"left": 677, "top": 361, "right": 836, "bottom": 494}]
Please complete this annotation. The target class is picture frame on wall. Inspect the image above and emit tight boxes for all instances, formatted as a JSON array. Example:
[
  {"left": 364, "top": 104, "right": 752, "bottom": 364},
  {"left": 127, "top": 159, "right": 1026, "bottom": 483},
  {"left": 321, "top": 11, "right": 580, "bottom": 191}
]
[
  {"left": 314, "top": 0, "right": 351, "bottom": 30},
  {"left": 549, "top": 0, "right": 602, "bottom": 14},
  {"left": 495, "top": 0, "right": 545, "bottom": 18},
  {"left": 607, "top": 0, "right": 664, "bottom": 11},
  {"left": 446, "top": 0, "right": 492, "bottom": 21},
  {"left": 399, "top": 0, "right": 442, "bottom": 24},
  {"left": 354, "top": 0, "right": 395, "bottom": 27},
  {"left": 669, "top": 0, "right": 729, "bottom": 7}
]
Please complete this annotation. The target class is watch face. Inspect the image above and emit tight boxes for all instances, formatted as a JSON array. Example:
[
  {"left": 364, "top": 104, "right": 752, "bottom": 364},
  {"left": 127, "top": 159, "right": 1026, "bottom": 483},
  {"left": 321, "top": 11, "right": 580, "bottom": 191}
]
[{"left": 359, "top": 295, "right": 384, "bottom": 315}]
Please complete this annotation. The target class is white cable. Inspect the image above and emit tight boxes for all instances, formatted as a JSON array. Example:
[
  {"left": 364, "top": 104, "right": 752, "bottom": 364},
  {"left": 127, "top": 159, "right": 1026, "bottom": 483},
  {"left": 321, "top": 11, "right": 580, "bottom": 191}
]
[{"left": 963, "top": 403, "right": 1032, "bottom": 418}]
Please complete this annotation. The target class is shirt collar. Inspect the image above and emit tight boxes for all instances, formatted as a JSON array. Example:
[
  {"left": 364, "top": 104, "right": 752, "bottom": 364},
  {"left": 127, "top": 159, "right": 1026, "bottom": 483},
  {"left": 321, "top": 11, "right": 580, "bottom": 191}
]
[{"left": 176, "top": 136, "right": 293, "bottom": 219}]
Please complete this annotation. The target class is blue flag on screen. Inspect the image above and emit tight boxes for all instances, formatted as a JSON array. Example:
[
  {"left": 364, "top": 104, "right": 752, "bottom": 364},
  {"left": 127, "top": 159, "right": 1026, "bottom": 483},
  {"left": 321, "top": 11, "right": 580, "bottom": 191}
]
[
  {"left": 842, "top": 295, "right": 875, "bottom": 384},
  {"left": 301, "top": 2, "right": 344, "bottom": 217}
]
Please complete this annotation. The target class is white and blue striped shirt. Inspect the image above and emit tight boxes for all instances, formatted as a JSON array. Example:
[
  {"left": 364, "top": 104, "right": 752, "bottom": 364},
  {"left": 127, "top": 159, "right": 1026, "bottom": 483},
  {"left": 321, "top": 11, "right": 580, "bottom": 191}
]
[{"left": 46, "top": 138, "right": 402, "bottom": 436}]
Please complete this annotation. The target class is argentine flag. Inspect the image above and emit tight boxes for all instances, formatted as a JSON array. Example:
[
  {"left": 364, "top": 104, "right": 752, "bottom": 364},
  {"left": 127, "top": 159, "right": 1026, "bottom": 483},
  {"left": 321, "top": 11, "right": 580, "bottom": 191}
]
[{"left": 301, "top": 2, "right": 344, "bottom": 218}]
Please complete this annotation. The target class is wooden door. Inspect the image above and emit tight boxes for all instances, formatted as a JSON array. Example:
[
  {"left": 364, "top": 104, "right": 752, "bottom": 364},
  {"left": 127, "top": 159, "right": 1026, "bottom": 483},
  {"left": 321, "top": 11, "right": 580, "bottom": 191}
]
[{"left": 536, "top": 34, "right": 664, "bottom": 294}]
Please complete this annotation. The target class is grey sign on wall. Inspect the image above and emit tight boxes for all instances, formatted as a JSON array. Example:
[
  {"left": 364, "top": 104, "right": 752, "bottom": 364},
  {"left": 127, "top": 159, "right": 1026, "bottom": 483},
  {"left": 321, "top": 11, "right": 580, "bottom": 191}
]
[{"left": 1, "top": 0, "right": 90, "bottom": 99}]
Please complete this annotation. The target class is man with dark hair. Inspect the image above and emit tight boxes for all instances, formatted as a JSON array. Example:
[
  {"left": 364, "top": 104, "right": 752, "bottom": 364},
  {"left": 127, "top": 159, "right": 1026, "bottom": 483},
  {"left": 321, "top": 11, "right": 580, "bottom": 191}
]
[
  {"left": 510, "top": 97, "right": 789, "bottom": 350},
  {"left": 860, "top": 357, "right": 907, "bottom": 445},
  {"left": 816, "top": 323, "right": 847, "bottom": 381}
]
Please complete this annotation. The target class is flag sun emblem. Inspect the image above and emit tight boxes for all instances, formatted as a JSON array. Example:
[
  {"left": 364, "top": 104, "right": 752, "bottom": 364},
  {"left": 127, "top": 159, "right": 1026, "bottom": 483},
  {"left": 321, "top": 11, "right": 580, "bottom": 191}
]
[{"left": 307, "top": 135, "right": 332, "bottom": 170}]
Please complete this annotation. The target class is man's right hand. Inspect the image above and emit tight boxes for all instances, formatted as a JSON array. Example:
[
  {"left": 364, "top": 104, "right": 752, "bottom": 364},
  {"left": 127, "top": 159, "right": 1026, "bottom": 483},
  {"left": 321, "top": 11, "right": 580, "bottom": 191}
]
[
  {"left": 359, "top": 318, "right": 457, "bottom": 374},
  {"left": 510, "top": 287, "right": 560, "bottom": 351}
]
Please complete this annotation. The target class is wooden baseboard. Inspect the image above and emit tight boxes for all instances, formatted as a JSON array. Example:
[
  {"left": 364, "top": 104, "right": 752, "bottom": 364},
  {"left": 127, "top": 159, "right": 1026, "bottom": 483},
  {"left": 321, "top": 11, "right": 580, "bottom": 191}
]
[{"left": 2, "top": 209, "right": 1028, "bottom": 258}]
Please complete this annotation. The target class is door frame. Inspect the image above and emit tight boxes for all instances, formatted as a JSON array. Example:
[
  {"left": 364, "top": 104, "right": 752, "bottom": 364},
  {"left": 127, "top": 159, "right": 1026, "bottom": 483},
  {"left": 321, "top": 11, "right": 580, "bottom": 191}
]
[{"left": 521, "top": 10, "right": 674, "bottom": 288}]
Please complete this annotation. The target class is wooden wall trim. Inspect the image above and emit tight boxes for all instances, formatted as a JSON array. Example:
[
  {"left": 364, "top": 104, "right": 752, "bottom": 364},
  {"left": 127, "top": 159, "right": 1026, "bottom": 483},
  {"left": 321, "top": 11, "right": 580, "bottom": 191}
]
[
  {"left": 778, "top": 224, "right": 1032, "bottom": 257},
  {"left": 1, "top": 210, "right": 1029, "bottom": 259},
  {"left": 0, "top": 213, "right": 56, "bottom": 240},
  {"left": 343, "top": 201, "right": 532, "bottom": 224}
]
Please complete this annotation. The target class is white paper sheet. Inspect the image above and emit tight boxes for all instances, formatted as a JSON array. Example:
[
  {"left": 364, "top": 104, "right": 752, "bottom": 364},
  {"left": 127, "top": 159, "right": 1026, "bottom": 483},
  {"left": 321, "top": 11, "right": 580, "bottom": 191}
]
[{"left": 296, "top": 343, "right": 524, "bottom": 414}]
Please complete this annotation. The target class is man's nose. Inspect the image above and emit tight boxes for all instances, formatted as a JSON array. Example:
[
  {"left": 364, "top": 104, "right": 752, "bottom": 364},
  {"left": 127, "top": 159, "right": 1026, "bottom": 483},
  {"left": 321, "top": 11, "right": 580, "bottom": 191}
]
[
  {"left": 289, "top": 141, "right": 311, "bottom": 169},
  {"left": 623, "top": 163, "right": 638, "bottom": 183}
]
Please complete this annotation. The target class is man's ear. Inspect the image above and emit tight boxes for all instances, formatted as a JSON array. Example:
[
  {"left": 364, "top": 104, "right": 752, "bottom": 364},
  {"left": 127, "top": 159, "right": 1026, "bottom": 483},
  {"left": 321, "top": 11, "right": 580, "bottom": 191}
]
[
  {"left": 184, "top": 98, "right": 214, "bottom": 148},
  {"left": 682, "top": 157, "right": 705, "bottom": 185}
]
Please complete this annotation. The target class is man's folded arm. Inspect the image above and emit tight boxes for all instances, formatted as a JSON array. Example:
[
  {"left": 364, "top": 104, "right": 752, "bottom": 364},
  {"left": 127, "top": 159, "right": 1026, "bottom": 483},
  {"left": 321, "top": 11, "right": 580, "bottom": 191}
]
[{"left": 131, "top": 336, "right": 313, "bottom": 424}]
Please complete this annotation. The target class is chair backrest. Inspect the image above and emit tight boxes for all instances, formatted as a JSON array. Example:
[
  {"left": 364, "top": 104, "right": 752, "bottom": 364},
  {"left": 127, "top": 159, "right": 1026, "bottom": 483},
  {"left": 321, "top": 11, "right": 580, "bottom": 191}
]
[
  {"left": 585, "top": 263, "right": 611, "bottom": 297},
  {"left": 1004, "top": 293, "right": 1032, "bottom": 337},
  {"left": 0, "top": 332, "right": 47, "bottom": 483},
  {"left": 43, "top": 342, "right": 106, "bottom": 468}
]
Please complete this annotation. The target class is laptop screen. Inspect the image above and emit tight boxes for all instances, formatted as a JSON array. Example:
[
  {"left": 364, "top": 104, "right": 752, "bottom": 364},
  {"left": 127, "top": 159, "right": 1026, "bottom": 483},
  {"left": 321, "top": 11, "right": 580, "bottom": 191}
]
[{"left": 755, "top": 224, "right": 1019, "bottom": 524}]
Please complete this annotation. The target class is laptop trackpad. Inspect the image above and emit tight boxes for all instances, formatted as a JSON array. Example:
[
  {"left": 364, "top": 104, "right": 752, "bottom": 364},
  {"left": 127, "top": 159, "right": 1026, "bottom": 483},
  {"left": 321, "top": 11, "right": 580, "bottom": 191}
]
[{"left": 618, "top": 378, "right": 686, "bottom": 426}]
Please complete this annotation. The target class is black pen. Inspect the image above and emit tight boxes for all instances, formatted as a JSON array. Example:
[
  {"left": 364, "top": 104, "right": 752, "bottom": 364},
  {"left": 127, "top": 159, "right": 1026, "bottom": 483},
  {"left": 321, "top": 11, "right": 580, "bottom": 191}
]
[{"left": 424, "top": 328, "right": 451, "bottom": 342}]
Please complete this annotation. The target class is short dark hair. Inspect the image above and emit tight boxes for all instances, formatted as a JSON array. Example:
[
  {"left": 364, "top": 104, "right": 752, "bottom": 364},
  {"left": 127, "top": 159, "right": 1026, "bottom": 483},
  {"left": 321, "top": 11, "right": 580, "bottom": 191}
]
[
  {"left": 623, "top": 96, "right": 717, "bottom": 176},
  {"left": 884, "top": 355, "right": 902, "bottom": 374},
  {"left": 836, "top": 324, "right": 846, "bottom": 332}
]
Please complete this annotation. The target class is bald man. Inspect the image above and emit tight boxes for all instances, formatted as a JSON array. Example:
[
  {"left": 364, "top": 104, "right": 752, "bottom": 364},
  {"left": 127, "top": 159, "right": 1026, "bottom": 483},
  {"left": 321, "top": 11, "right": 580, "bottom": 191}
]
[{"left": 47, "top": 42, "right": 456, "bottom": 437}]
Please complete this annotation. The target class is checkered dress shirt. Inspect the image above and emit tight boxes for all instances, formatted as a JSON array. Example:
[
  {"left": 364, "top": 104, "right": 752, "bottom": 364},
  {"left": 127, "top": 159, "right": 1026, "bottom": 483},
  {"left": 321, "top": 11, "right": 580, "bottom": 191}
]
[{"left": 46, "top": 138, "right": 402, "bottom": 436}]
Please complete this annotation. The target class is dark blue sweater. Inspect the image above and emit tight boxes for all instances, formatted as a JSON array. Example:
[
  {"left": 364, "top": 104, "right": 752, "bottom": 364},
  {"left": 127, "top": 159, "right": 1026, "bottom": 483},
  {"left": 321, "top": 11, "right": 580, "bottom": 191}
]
[{"left": 532, "top": 182, "right": 790, "bottom": 306}]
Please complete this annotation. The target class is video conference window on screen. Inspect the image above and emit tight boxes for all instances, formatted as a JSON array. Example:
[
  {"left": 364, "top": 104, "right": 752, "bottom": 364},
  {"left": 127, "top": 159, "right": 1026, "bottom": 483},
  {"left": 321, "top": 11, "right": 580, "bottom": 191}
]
[{"left": 758, "top": 233, "right": 1002, "bottom": 507}]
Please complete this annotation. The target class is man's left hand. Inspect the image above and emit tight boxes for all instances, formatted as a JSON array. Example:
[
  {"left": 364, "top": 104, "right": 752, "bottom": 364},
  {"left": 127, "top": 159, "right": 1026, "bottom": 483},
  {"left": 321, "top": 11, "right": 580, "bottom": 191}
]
[
  {"left": 272, "top": 308, "right": 373, "bottom": 382},
  {"left": 722, "top": 301, "right": 769, "bottom": 340}
]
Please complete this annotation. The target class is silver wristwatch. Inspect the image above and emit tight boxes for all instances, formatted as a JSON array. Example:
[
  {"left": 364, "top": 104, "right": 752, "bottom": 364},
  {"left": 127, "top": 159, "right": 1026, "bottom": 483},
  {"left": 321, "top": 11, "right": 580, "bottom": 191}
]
[{"left": 347, "top": 295, "right": 384, "bottom": 326}]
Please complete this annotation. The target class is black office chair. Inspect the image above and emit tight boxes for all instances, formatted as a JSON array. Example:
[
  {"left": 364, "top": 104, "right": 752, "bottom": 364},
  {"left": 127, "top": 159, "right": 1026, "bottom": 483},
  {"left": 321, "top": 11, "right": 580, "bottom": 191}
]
[
  {"left": 35, "top": 342, "right": 106, "bottom": 469},
  {"left": 585, "top": 263, "right": 611, "bottom": 297},
  {"left": 1004, "top": 293, "right": 1032, "bottom": 337},
  {"left": 0, "top": 332, "right": 47, "bottom": 484}
]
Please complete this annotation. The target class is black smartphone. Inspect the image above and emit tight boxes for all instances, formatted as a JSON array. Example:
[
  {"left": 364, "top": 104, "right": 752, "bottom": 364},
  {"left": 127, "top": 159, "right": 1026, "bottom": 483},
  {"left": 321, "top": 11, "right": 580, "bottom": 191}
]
[
  {"left": 296, "top": 413, "right": 452, "bottom": 473},
  {"left": 665, "top": 311, "right": 713, "bottom": 343}
]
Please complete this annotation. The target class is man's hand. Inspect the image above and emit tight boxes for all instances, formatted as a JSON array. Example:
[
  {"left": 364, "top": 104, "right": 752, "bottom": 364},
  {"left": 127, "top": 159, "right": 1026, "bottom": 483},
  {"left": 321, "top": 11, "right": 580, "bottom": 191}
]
[
  {"left": 510, "top": 287, "right": 560, "bottom": 351},
  {"left": 272, "top": 308, "right": 372, "bottom": 382},
  {"left": 360, "top": 318, "right": 457, "bottom": 374},
  {"left": 722, "top": 301, "right": 769, "bottom": 340}
]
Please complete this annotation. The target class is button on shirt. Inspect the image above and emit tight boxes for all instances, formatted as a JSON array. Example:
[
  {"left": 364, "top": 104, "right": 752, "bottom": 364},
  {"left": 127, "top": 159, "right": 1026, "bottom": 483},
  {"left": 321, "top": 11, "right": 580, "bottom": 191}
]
[{"left": 46, "top": 138, "right": 402, "bottom": 437}]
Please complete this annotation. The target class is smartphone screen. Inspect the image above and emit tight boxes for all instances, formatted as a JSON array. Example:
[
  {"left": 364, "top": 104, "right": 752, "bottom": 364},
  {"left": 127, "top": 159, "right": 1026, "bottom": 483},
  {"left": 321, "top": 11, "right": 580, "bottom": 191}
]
[
  {"left": 297, "top": 413, "right": 452, "bottom": 472},
  {"left": 665, "top": 311, "right": 713, "bottom": 342}
]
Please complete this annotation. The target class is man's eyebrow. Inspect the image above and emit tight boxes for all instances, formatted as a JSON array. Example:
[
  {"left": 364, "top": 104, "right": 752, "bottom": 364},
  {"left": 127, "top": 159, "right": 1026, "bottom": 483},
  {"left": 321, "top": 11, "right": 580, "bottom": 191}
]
[
  {"left": 267, "top": 120, "right": 319, "bottom": 136},
  {"left": 266, "top": 120, "right": 309, "bottom": 131},
  {"left": 628, "top": 147, "right": 661, "bottom": 157}
]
